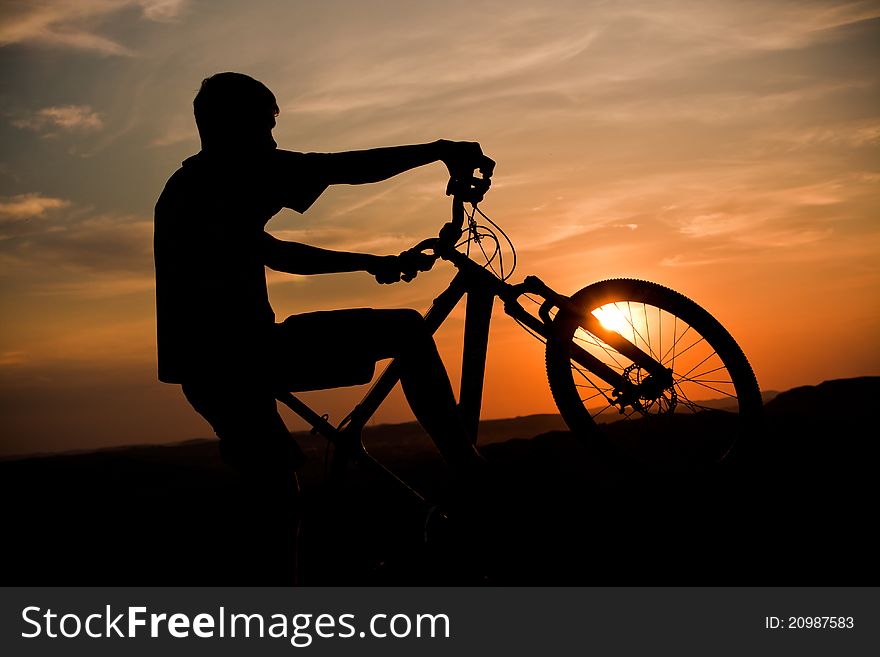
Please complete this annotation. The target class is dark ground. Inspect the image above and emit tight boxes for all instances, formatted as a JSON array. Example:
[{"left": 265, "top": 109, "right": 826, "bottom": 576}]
[{"left": 2, "top": 377, "right": 877, "bottom": 585}]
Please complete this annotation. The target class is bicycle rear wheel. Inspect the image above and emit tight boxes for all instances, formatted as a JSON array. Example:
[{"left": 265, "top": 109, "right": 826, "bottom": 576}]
[{"left": 545, "top": 279, "right": 761, "bottom": 468}]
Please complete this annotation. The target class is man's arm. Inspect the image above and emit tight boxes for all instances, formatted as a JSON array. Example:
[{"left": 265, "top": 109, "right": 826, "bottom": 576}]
[
  {"left": 264, "top": 139, "right": 493, "bottom": 281},
  {"left": 262, "top": 232, "right": 378, "bottom": 274},
  {"left": 262, "top": 233, "right": 401, "bottom": 282},
  {"left": 318, "top": 140, "right": 490, "bottom": 185}
]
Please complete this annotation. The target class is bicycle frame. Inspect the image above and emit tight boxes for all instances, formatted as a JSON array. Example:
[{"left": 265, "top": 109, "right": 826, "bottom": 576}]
[{"left": 275, "top": 199, "right": 672, "bottom": 486}]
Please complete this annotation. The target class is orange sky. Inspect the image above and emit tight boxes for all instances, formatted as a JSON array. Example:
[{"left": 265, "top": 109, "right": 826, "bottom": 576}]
[{"left": 1, "top": 0, "right": 879, "bottom": 456}]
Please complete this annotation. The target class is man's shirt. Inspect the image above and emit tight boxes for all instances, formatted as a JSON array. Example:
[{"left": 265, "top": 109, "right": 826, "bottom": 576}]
[{"left": 154, "top": 148, "right": 329, "bottom": 383}]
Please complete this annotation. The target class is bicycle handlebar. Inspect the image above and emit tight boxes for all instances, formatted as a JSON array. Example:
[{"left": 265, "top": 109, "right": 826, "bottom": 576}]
[
  {"left": 446, "top": 160, "right": 493, "bottom": 204},
  {"left": 439, "top": 161, "right": 492, "bottom": 246},
  {"left": 400, "top": 162, "right": 495, "bottom": 277}
]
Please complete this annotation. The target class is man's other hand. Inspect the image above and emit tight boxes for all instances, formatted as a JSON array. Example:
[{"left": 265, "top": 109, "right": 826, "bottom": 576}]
[
  {"left": 398, "top": 248, "right": 435, "bottom": 282},
  {"left": 367, "top": 255, "right": 402, "bottom": 284},
  {"left": 366, "top": 249, "right": 434, "bottom": 285}
]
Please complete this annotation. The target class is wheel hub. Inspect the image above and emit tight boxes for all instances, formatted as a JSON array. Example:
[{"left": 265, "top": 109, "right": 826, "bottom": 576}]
[{"left": 614, "top": 364, "right": 678, "bottom": 416}]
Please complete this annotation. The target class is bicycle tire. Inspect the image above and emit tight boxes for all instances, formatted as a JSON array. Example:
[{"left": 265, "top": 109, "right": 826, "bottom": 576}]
[{"left": 545, "top": 279, "right": 761, "bottom": 468}]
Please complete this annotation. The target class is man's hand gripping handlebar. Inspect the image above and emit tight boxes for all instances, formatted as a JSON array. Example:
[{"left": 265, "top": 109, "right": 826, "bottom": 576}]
[{"left": 369, "top": 150, "right": 494, "bottom": 284}]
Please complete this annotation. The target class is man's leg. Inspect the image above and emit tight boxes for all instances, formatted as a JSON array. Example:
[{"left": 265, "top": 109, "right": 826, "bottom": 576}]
[
  {"left": 181, "top": 381, "right": 302, "bottom": 584},
  {"left": 368, "top": 310, "right": 485, "bottom": 471}
]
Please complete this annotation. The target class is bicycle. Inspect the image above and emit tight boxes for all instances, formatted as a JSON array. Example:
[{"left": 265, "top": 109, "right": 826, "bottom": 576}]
[{"left": 275, "top": 170, "right": 762, "bottom": 503}]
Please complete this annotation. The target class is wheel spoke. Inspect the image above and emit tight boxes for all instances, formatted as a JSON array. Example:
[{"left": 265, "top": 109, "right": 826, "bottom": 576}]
[
  {"left": 574, "top": 388, "right": 606, "bottom": 403},
  {"left": 675, "top": 383, "right": 733, "bottom": 412},
  {"left": 591, "top": 404, "right": 619, "bottom": 420},
  {"left": 671, "top": 315, "right": 678, "bottom": 371},
  {"left": 677, "top": 377, "right": 738, "bottom": 399},
  {"left": 678, "top": 348, "right": 716, "bottom": 380},
  {"left": 571, "top": 363, "right": 615, "bottom": 405},
  {"left": 662, "top": 321, "right": 692, "bottom": 366},
  {"left": 573, "top": 328, "right": 626, "bottom": 369},
  {"left": 668, "top": 335, "right": 706, "bottom": 364},
  {"left": 620, "top": 303, "right": 659, "bottom": 362},
  {"left": 658, "top": 305, "right": 662, "bottom": 365},
  {"left": 688, "top": 363, "right": 729, "bottom": 380},
  {"left": 675, "top": 391, "right": 701, "bottom": 413},
  {"left": 620, "top": 406, "right": 641, "bottom": 421},
  {"left": 626, "top": 302, "right": 636, "bottom": 347}
]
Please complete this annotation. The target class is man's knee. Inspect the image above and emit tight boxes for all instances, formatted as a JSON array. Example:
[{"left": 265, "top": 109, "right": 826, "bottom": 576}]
[
  {"left": 389, "top": 308, "right": 425, "bottom": 330},
  {"left": 391, "top": 308, "right": 432, "bottom": 344},
  {"left": 371, "top": 309, "right": 432, "bottom": 357}
]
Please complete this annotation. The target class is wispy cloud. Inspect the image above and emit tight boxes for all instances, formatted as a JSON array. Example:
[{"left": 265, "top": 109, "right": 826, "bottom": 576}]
[
  {"left": 0, "top": 194, "right": 152, "bottom": 281},
  {"left": 12, "top": 105, "right": 104, "bottom": 136},
  {"left": 1, "top": 213, "right": 153, "bottom": 275},
  {"left": 764, "top": 120, "right": 880, "bottom": 151},
  {"left": 0, "top": 193, "right": 71, "bottom": 222},
  {"left": 284, "top": 29, "right": 600, "bottom": 117},
  {"left": 660, "top": 253, "right": 735, "bottom": 268},
  {"left": 138, "top": 0, "right": 186, "bottom": 21},
  {"left": 616, "top": 1, "right": 880, "bottom": 53},
  {"left": 667, "top": 174, "right": 864, "bottom": 243},
  {"left": 0, "top": 351, "right": 28, "bottom": 366},
  {"left": 29, "top": 274, "right": 155, "bottom": 299},
  {"left": 0, "top": 0, "right": 188, "bottom": 55}
]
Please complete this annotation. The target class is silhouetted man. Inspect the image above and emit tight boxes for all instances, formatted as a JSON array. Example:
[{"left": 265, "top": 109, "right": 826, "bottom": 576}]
[{"left": 154, "top": 72, "right": 491, "bottom": 501}]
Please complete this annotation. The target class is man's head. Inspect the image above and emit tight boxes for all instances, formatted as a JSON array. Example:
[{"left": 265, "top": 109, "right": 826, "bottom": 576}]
[{"left": 193, "top": 72, "right": 279, "bottom": 153}]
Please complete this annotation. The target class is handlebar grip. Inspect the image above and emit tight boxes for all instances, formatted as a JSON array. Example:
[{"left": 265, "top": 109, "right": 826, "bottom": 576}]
[
  {"left": 412, "top": 237, "right": 439, "bottom": 253},
  {"left": 438, "top": 221, "right": 462, "bottom": 245},
  {"left": 446, "top": 155, "right": 493, "bottom": 198},
  {"left": 446, "top": 175, "right": 489, "bottom": 202},
  {"left": 398, "top": 246, "right": 437, "bottom": 282}
]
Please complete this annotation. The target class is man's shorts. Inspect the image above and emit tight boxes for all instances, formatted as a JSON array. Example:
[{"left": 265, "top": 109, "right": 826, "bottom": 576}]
[{"left": 272, "top": 308, "right": 385, "bottom": 392}]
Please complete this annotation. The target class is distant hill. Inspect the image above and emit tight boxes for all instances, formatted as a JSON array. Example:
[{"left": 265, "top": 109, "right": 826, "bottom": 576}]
[
  {"left": 764, "top": 376, "right": 876, "bottom": 418},
  {"left": 1, "top": 377, "right": 877, "bottom": 586}
]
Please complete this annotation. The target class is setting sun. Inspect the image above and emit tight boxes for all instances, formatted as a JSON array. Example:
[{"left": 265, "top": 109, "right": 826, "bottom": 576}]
[{"left": 592, "top": 305, "right": 634, "bottom": 336}]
